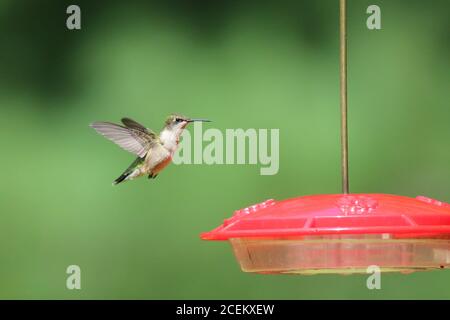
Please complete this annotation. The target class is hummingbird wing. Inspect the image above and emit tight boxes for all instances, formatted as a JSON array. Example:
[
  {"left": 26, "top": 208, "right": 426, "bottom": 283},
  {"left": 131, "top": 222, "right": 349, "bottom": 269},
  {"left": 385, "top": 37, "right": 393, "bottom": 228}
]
[
  {"left": 90, "top": 121, "right": 157, "bottom": 158},
  {"left": 121, "top": 117, "right": 151, "bottom": 133}
]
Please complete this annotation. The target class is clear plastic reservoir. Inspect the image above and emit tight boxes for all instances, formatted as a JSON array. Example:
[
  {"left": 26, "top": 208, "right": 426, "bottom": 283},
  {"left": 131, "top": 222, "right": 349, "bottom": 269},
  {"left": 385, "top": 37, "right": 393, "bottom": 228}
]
[{"left": 230, "top": 235, "right": 450, "bottom": 274}]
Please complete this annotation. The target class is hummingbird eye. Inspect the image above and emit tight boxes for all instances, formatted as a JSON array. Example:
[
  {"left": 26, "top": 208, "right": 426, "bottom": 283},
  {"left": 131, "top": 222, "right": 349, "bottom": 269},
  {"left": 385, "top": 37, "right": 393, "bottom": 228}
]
[{"left": 175, "top": 118, "right": 183, "bottom": 123}]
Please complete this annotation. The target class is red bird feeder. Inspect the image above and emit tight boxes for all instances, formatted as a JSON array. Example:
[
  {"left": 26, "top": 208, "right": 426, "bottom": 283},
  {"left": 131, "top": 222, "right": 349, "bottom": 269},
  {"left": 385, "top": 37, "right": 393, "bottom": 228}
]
[
  {"left": 200, "top": 1, "right": 450, "bottom": 274},
  {"left": 201, "top": 194, "right": 450, "bottom": 274}
]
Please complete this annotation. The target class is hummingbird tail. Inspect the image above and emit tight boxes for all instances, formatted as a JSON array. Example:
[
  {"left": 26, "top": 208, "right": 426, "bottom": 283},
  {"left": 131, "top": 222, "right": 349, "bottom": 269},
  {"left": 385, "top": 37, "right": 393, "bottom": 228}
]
[
  {"left": 112, "top": 157, "right": 145, "bottom": 185},
  {"left": 113, "top": 173, "right": 129, "bottom": 185}
]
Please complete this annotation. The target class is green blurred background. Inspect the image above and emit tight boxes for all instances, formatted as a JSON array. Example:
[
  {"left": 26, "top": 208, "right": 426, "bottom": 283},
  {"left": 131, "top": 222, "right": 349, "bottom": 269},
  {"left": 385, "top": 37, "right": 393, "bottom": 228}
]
[{"left": 0, "top": 0, "right": 448, "bottom": 299}]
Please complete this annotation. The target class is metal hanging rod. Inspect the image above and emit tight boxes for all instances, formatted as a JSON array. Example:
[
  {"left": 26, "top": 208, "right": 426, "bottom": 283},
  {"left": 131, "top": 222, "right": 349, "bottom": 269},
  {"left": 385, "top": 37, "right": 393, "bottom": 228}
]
[{"left": 339, "top": 0, "right": 349, "bottom": 194}]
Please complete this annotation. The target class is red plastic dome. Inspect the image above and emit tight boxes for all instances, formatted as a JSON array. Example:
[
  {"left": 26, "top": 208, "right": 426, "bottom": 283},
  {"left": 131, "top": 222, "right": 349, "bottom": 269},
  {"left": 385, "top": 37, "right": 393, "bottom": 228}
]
[
  {"left": 201, "top": 194, "right": 450, "bottom": 274},
  {"left": 201, "top": 194, "right": 450, "bottom": 240}
]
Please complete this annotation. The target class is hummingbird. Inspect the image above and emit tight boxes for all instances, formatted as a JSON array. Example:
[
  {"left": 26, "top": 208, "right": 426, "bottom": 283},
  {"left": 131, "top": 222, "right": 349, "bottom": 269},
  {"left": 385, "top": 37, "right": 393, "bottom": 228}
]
[{"left": 90, "top": 114, "right": 210, "bottom": 185}]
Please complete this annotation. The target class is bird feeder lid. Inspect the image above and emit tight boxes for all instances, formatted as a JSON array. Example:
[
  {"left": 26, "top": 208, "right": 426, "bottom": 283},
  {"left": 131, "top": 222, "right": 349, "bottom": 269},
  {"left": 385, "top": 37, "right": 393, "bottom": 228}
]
[{"left": 201, "top": 194, "right": 450, "bottom": 240}]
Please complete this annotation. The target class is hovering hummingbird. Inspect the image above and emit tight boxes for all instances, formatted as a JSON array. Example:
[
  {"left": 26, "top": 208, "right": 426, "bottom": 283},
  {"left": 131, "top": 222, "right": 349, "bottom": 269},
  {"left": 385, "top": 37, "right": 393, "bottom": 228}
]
[{"left": 90, "top": 114, "right": 210, "bottom": 185}]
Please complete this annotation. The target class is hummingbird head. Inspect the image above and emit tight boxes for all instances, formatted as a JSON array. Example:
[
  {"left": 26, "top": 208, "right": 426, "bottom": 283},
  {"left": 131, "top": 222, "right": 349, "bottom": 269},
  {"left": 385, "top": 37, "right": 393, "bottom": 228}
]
[
  {"left": 161, "top": 114, "right": 211, "bottom": 151},
  {"left": 164, "top": 113, "right": 210, "bottom": 132}
]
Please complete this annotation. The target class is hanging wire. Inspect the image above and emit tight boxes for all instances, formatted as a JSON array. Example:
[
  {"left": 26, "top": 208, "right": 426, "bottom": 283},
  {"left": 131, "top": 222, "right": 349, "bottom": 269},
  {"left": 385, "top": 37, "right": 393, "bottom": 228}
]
[{"left": 339, "top": 0, "right": 349, "bottom": 194}]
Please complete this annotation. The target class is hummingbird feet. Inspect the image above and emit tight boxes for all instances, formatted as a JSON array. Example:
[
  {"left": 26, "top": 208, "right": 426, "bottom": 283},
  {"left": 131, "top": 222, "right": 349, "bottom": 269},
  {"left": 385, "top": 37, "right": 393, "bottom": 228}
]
[{"left": 148, "top": 174, "right": 158, "bottom": 179}]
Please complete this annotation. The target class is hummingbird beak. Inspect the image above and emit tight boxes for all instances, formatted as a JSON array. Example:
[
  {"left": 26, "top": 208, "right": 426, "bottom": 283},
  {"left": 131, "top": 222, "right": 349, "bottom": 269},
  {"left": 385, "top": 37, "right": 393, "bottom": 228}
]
[{"left": 188, "top": 118, "right": 211, "bottom": 123}]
